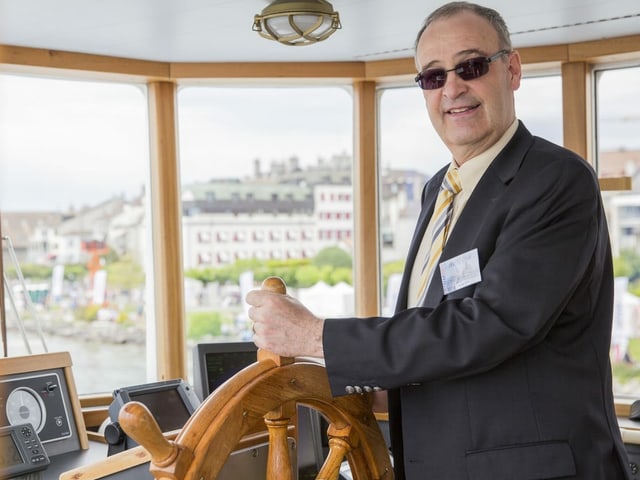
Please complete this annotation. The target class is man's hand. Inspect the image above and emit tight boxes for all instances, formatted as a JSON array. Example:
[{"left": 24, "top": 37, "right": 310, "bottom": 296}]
[{"left": 246, "top": 289, "right": 325, "bottom": 358}]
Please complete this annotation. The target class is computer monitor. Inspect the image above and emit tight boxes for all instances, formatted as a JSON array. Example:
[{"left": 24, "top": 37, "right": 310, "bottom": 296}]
[
  {"left": 192, "top": 342, "right": 258, "bottom": 401},
  {"left": 105, "top": 379, "right": 200, "bottom": 455}
]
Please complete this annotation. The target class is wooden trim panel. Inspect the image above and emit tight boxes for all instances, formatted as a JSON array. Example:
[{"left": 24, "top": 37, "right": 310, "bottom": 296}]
[
  {"left": 0, "top": 45, "right": 168, "bottom": 80},
  {"left": 569, "top": 34, "right": 640, "bottom": 62},
  {"left": 353, "top": 81, "right": 380, "bottom": 316},
  {"left": 147, "top": 81, "right": 187, "bottom": 381},
  {"left": 561, "top": 61, "right": 591, "bottom": 162},
  {"left": 599, "top": 177, "right": 633, "bottom": 191},
  {"left": 2, "top": 35, "right": 638, "bottom": 83},
  {"left": 172, "top": 61, "right": 365, "bottom": 80}
]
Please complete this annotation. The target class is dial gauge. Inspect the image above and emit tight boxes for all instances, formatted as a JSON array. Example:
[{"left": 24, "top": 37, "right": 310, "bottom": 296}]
[{"left": 6, "top": 387, "right": 46, "bottom": 433}]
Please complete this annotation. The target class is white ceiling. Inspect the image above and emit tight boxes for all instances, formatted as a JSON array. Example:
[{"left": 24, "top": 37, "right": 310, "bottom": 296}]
[{"left": 0, "top": 0, "right": 639, "bottom": 64}]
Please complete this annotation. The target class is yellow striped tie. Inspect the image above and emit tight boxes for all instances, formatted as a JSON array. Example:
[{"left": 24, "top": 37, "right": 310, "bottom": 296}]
[{"left": 416, "top": 168, "right": 462, "bottom": 304}]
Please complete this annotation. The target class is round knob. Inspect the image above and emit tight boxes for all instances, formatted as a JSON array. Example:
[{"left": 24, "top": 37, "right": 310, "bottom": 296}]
[
  {"left": 261, "top": 276, "right": 287, "bottom": 295},
  {"left": 104, "top": 422, "right": 124, "bottom": 445}
]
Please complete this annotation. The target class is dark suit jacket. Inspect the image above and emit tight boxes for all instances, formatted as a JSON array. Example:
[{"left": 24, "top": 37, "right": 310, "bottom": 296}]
[{"left": 323, "top": 122, "right": 632, "bottom": 479}]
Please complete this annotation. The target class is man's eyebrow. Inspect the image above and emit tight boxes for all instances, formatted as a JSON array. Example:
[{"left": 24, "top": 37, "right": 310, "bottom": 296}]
[{"left": 421, "top": 48, "right": 487, "bottom": 71}]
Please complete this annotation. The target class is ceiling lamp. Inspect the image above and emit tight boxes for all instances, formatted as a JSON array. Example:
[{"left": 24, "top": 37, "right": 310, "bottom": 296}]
[{"left": 252, "top": 0, "right": 342, "bottom": 46}]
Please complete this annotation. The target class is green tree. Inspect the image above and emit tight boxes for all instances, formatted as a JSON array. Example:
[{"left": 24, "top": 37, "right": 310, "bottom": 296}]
[
  {"left": 183, "top": 253, "right": 357, "bottom": 291},
  {"left": 314, "top": 246, "right": 352, "bottom": 269},
  {"left": 382, "top": 259, "right": 405, "bottom": 291},
  {"left": 294, "top": 265, "right": 322, "bottom": 287},
  {"left": 184, "top": 267, "right": 218, "bottom": 287},
  {"left": 105, "top": 256, "right": 145, "bottom": 290},
  {"left": 328, "top": 267, "right": 352, "bottom": 285},
  {"left": 615, "top": 249, "right": 640, "bottom": 282},
  {"left": 613, "top": 249, "right": 640, "bottom": 296},
  {"left": 187, "top": 310, "right": 231, "bottom": 339},
  {"left": 6, "top": 263, "right": 52, "bottom": 281},
  {"left": 63, "top": 263, "right": 88, "bottom": 282}
]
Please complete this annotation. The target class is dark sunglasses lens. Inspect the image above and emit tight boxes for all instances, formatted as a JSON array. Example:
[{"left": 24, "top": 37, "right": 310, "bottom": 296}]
[
  {"left": 416, "top": 57, "right": 491, "bottom": 90},
  {"left": 457, "top": 58, "right": 489, "bottom": 80},
  {"left": 418, "top": 69, "right": 446, "bottom": 90}
]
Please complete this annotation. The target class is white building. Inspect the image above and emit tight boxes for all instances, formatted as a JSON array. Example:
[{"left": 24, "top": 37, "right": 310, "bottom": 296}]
[{"left": 182, "top": 211, "right": 318, "bottom": 267}]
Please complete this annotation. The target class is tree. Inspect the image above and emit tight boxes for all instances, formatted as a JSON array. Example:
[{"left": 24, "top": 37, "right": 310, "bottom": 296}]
[
  {"left": 105, "top": 256, "right": 145, "bottom": 290},
  {"left": 328, "top": 267, "right": 352, "bottom": 285},
  {"left": 184, "top": 267, "right": 218, "bottom": 287},
  {"left": 7, "top": 263, "right": 52, "bottom": 281},
  {"left": 63, "top": 264, "right": 88, "bottom": 282},
  {"left": 314, "top": 246, "right": 352, "bottom": 269},
  {"left": 294, "top": 265, "right": 322, "bottom": 287},
  {"left": 614, "top": 249, "right": 640, "bottom": 297},
  {"left": 382, "top": 259, "right": 405, "bottom": 291},
  {"left": 615, "top": 249, "right": 640, "bottom": 282}
]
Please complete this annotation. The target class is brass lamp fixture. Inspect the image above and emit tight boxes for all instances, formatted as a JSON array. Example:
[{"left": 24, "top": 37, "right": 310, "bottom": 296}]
[{"left": 252, "top": 0, "right": 342, "bottom": 46}]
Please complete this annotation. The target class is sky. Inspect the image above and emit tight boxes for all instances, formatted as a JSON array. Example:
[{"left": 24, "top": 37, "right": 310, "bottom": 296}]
[
  {"left": 177, "top": 86, "right": 355, "bottom": 184},
  {"left": 0, "top": 66, "right": 638, "bottom": 213}
]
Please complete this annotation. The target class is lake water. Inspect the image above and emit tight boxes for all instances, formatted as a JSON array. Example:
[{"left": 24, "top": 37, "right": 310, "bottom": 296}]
[{"left": 6, "top": 328, "right": 147, "bottom": 394}]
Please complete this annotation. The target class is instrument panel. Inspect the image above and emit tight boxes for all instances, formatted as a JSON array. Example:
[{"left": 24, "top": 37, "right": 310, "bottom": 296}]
[
  {"left": 0, "top": 352, "right": 87, "bottom": 458},
  {"left": 6, "top": 385, "right": 47, "bottom": 432}
]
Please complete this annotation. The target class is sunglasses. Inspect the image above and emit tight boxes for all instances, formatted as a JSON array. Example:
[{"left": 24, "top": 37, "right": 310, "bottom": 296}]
[{"left": 415, "top": 50, "right": 510, "bottom": 90}]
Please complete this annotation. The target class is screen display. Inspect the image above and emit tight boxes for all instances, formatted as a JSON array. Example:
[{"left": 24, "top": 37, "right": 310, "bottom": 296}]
[
  {"left": 205, "top": 351, "right": 257, "bottom": 395},
  {"left": 192, "top": 342, "right": 257, "bottom": 401},
  {"left": 130, "top": 388, "right": 191, "bottom": 432},
  {"left": 0, "top": 432, "right": 23, "bottom": 468}
]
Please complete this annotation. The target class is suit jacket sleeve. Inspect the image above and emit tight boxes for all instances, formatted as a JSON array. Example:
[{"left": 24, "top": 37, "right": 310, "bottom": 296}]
[{"left": 322, "top": 131, "right": 611, "bottom": 397}]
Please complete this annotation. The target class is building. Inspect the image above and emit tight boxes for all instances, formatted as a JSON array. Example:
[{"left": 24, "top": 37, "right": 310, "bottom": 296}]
[{"left": 1, "top": 211, "right": 63, "bottom": 264}]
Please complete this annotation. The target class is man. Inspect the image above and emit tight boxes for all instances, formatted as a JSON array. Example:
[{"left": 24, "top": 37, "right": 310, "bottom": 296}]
[{"left": 247, "top": 2, "right": 632, "bottom": 479}]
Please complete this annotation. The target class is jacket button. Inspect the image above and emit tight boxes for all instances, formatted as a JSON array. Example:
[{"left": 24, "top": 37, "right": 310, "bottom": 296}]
[
  {"left": 345, "top": 386, "right": 355, "bottom": 394},
  {"left": 363, "top": 386, "right": 373, "bottom": 392},
  {"left": 354, "top": 386, "right": 363, "bottom": 394}
]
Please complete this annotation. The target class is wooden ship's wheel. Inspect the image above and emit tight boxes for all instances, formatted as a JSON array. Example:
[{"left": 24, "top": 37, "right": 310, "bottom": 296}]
[{"left": 118, "top": 277, "right": 393, "bottom": 480}]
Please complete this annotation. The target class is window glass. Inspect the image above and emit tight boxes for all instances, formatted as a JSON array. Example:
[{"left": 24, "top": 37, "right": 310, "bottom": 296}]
[
  {"left": 0, "top": 74, "right": 150, "bottom": 394},
  {"left": 177, "top": 86, "right": 354, "bottom": 367},
  {"left": 595, "top": 65, "right": 640, "bottom": 396},
  {"left": 378, "top": 87, "right": 445, "bottom": 314},
  {"left": 515, "top": 74, "right": 562, "bottom": 145}
]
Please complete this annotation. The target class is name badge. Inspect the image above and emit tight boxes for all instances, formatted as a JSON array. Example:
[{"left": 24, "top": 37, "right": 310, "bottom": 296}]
[{"left": 439, "top": 248, "right": 482, "bottom": 295}]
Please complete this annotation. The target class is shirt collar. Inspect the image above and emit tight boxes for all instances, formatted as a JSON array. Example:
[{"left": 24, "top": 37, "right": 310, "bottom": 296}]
[{"left": 451, "top": 119, "right": 519, "bottom": 193}]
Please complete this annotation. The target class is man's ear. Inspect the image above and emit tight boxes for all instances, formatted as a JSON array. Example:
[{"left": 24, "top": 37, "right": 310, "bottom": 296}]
[{"left": 508, "top": 49, "right": 522, "bottom": 91}]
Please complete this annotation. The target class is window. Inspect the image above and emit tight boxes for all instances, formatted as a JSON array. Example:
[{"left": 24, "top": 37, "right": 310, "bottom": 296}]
[
  {"left": 595, "top": 65, "right": 640, "bottom": 396},
  {"left": 515, "top": 74, "right": 562, "bottom": 145},
  {"left": 198, "top": 232, "right": 211, "bottom": 243},
  {"left": 377, "top": 86, "right": 446, "bottom": 314},
  {"left": 0, "top": 74, "right": 150, "bottom": 394},
  {"left": 177, "top": 86, "right": 355, "bottom": 353}
]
